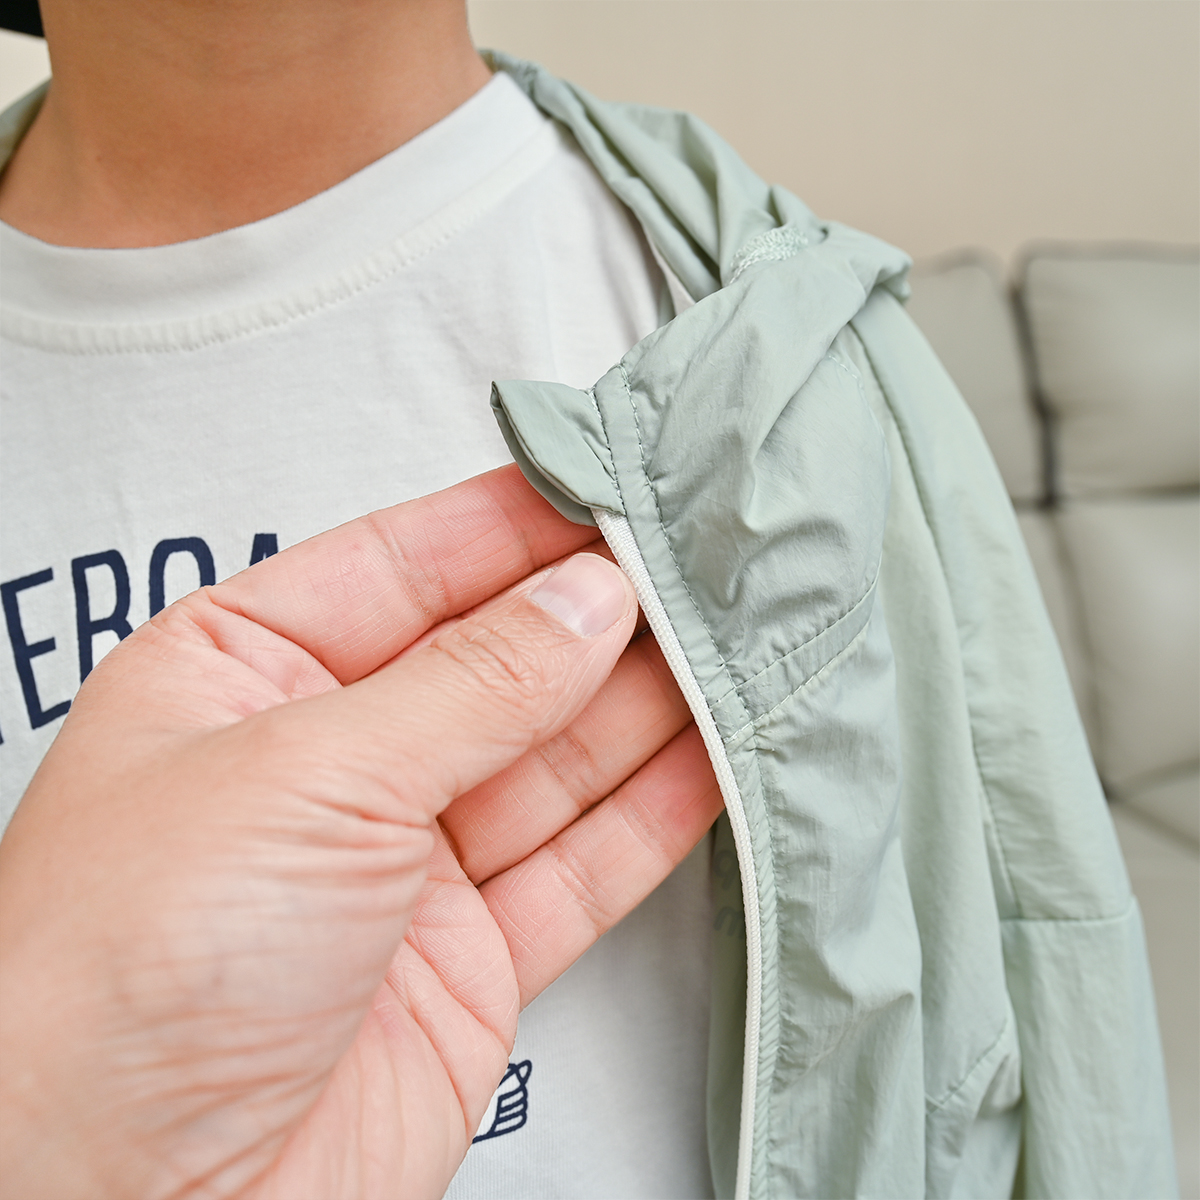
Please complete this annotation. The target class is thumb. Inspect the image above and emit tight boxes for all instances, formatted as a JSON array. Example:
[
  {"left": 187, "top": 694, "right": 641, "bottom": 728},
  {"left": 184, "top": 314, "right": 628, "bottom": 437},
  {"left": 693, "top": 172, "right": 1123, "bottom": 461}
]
[{"left": 267, "top": 552, "right": 638, "bottom": 826}]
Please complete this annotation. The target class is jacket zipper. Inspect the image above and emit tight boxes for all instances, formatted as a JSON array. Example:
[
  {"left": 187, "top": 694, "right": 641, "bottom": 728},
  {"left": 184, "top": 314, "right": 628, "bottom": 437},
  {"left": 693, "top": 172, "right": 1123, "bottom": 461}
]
[{"left": 594, "top": 509, "right": 762, "bottom": 1200}]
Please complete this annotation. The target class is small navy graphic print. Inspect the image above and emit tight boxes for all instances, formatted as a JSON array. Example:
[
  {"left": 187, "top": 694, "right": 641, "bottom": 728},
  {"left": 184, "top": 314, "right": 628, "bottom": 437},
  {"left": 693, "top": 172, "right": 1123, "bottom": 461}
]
[{"left": 472, "top": 1060, "right": 532, "bottom": 1143}]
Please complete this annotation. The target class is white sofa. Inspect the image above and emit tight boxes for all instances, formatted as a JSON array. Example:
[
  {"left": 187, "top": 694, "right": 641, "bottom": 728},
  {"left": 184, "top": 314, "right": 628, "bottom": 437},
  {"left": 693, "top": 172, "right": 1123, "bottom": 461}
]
[{"left": 907, "top": 244, "right": 1199, "bottom": 1196}]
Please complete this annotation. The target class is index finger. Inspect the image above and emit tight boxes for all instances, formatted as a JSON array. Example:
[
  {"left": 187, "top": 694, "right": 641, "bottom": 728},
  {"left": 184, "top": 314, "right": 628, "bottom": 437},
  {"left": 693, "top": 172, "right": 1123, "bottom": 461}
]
[{"left": 205, "top": 465, "right": 596, "bottom": 683}]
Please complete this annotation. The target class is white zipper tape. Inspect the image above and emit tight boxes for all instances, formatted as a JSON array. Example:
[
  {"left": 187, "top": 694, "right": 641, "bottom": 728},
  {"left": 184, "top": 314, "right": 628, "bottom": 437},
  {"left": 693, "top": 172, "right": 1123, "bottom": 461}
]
[{"left": 594, "top": 508, "right": 762, "bottom": 1200}]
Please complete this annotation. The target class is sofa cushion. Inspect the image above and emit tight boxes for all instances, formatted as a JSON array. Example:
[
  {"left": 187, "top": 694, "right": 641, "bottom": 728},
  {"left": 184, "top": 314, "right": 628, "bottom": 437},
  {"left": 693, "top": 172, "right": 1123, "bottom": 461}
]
[
  {"left": 906, "top": 254, "right": 1043, "bottom": 503},
  {"left": 1057, "top": 495, "right": 1199, "bottom": 790},
  {"left": 1019, "top": 247, "right": 1200, "bottom": 496},
  {"left": 1119, "top": 769, "right": 1200, "bottom": 849}
]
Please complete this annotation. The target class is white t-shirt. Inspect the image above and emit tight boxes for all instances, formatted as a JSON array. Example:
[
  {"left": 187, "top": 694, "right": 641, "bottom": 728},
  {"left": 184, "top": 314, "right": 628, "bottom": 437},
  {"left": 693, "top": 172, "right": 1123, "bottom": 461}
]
[{"left": 0, "top": 73, "right": 715, "bottom": 1198}]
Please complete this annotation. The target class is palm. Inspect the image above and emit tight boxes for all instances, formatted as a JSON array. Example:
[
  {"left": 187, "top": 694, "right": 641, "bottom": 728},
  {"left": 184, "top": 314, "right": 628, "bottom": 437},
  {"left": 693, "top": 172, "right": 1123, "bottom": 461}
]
[{"left": 255, "top": 839, "right": 521, "bottom": 1200}]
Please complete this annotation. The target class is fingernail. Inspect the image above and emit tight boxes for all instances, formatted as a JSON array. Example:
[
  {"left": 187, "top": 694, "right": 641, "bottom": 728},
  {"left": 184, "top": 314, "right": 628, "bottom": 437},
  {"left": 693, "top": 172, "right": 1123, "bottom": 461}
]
[{"left": 530, "top": 554, "right": 629, "bottom": 637}]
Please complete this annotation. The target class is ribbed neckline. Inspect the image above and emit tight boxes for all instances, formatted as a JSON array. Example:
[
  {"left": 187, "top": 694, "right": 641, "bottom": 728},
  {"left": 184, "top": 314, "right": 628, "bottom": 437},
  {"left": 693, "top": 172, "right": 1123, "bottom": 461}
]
[{"left": 0, "top": 72, "right": 548, "bottom": 332}]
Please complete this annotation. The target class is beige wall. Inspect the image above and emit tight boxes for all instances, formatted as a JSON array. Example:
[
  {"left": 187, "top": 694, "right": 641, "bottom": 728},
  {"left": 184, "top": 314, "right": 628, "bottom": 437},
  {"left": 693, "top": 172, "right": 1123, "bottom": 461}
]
[
  {"left": 0, "top": 30, "right": 49, "bottom": 111},
  {"left": 468, "top": 0, "right": 1200, "bottom": 263},
  {"left": 3, "top": 3, "right": 1197, "bottom": 263}
]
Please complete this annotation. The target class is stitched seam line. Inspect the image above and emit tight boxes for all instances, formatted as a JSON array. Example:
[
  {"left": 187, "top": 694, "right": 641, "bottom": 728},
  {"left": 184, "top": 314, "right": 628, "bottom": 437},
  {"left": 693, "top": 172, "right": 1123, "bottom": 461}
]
[
  {"left": 826, "top": 348, "right": 868, "bottom": 401},
  {"left": 737, "top": 597, "right": 875, "bottom": 742},
  {"left": 3, "top": 220, "right": 465, "bottom": 356},
  {"left": 582, "top": 385, "right": 622, "bottom": 497},
  {"left": 998, "top": 896, "right": 1139, "bottom": 926},
  {"left": 721, "top": 349, "right": 882, "bottom": 699},
  {"left": 619, "top": 363, "right": 742, "bottom": 695},
  {"left": 820, "top": 373, "right": 1018, "bottom": 1122},
  {"left": 617, "top": 362, "right": 776, "bottom": 1182},
  {"left": 924, "top": 1010, "right": 1015, "bottom": 1115},
  {"left": 728, "top": 224, "right": 810, "bottom": 284},
  {"left": 614, "top": 346, "right": 882, "bottom": 705},
  {"left": 2, "top": 125, "right": 557, "bottom": 356},
  {"left": 731, "top": 567, "right": 880, "bottom": 697}
]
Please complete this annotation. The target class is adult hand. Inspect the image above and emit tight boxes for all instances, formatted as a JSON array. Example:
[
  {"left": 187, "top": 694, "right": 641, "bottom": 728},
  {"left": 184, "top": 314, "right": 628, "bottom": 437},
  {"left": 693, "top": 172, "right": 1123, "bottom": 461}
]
[{"left": 0, "top": 466, "right": 722, "bottom": 1200}]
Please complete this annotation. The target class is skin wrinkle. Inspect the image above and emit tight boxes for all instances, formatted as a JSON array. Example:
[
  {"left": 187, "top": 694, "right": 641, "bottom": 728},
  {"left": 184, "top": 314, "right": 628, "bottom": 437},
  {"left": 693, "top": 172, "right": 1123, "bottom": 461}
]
[
  {"left": 378, "top": 943, "right": 508, "bottom": 1058},
  {"left": 247, "top": 561, "right": 622, "bottom": 819},
  {"left": 382, "top": 949, "right": 505, "bottom": 1136},
  {"left": 537, "top": 722, "right": 604, "bottom": 813},
  {"left": 220, "top": 529, "right": 383, "bottom": 631},
  {"left": 447, "top": 768, "right": 539, "bottom": 884},
  {"left": 612, "top": 787, "right": 674, "bottom": 872},
  {"left": 148, "top": 1024, "right": 355, "bottom": 1192},
  {"left": 224, "top": 705, "right": 421, "bottom": 825},
  {"left": 368, "top": 477, "right": 542, "bottom": 643},
  {"left": 363, "top": 507, "right": 445, "bottom": 640},
  {"left": 434, "top": 815, "right": 469, "bottom": 883},
  {"left": 303, "top": 716, "right": 433, "bottom": 818},
  {"left": 132, "top": 611, "right": 301, "bottom": 728},
  {"left": 448, "top": 638, "right": 695, "bottom": 884},
  {"left": 403, "top": 904, "right": 515, "bottom": 1041},
  {"left": 158, "top": 1121, "right": 292, "bottom": 1200},
  {"left": 426, "top": 587, "right": 617, "bottom": 754},
  {"left": 303, "top": 530, "right": 420, "bottom": 679},
  {"left": 105, "top": 959, "right": 374, "bottom": 1082},
  {"left": 538, "top": 836, "right": 615, "bottom": 943},
  {"left": 105, "top": 1056, "right": 323, "bottom": 1200},
  {"left": 488, "top": 728, "right": 718, "bottom": 1006},
  {"left": 164, "top": 592, "right": 339, "bottom": 712},
  {"left": 178, "top": 604, "right": 339, "bottom": 709},
  {"left": 75, "top": 630, "right": 281, "bottom": 736},
  {"left": 427, "top": 616, "right": 553, "bottom": 704},
  {"left": 482, "top": 887, "right": 546, "bottom": 1006}
]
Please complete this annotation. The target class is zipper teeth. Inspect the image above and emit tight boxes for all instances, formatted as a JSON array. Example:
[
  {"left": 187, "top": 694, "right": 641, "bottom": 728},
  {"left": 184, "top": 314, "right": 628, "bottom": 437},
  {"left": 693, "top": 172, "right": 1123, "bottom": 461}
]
[{"left": 594, "top": 509, "right": 762, "bottom": 1200}]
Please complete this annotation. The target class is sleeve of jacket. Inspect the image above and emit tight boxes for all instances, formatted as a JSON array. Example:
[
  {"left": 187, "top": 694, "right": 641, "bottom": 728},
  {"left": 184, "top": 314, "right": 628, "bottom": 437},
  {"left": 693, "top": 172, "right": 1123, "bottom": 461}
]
[{"left": 851, "top": 288, "right": 1178, "bottom": 1200}]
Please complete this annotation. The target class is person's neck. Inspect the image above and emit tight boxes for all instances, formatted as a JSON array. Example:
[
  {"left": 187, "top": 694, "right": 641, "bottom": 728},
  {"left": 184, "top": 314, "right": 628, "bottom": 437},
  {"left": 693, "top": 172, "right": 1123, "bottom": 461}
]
[{"left": 0, "top": 0, "right": 492, "bottom": 248}]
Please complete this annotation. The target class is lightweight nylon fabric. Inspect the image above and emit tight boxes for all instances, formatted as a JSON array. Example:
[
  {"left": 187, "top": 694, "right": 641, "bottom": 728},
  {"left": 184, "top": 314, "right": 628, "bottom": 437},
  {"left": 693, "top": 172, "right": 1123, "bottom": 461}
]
[{"left": 489, "top": 54, "right": 1177, "bottom": 1200}]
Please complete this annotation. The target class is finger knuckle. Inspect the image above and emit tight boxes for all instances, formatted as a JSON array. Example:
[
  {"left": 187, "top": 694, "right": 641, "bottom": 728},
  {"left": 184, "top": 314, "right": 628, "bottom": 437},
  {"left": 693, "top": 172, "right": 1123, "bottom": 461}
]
[
  {"left": 537, "top": 726, "right": 601, "bottom": 811},
  {"left": 431, "top": 615, "right": 569, "bottom": 712},
  {"left": 545, "top": 839, "right": 610, "bottom": 939},
  {"left": 364, "top": 509, "right": 450, "bottom": 625}
]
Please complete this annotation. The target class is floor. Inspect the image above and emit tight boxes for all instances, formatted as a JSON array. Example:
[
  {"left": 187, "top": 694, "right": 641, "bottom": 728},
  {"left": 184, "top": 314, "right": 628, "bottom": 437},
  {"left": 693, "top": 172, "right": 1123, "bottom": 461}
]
[{"left": 1111, "top": 805, "right": 1199, "bottom": 1200}]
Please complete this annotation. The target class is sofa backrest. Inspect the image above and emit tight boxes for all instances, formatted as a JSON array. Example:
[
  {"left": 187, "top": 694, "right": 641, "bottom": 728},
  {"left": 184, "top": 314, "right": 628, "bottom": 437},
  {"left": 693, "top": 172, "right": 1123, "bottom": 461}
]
[
  {"left": 1021, "top": 251, "right": 1199, "bottom": 499},
  {"left": 904, "top": 253, "right": 1043, "bottom": 503}
]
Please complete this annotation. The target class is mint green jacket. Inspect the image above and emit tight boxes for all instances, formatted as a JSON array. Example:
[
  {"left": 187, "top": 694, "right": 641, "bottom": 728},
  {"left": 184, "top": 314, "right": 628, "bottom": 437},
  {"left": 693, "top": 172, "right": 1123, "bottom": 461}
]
[
  {"left": 0, "top": 59, "right": 1176, "bottom": 1200},
  {"left": 487, "top": 55, "right": 1177, "bottom": 1200}
]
